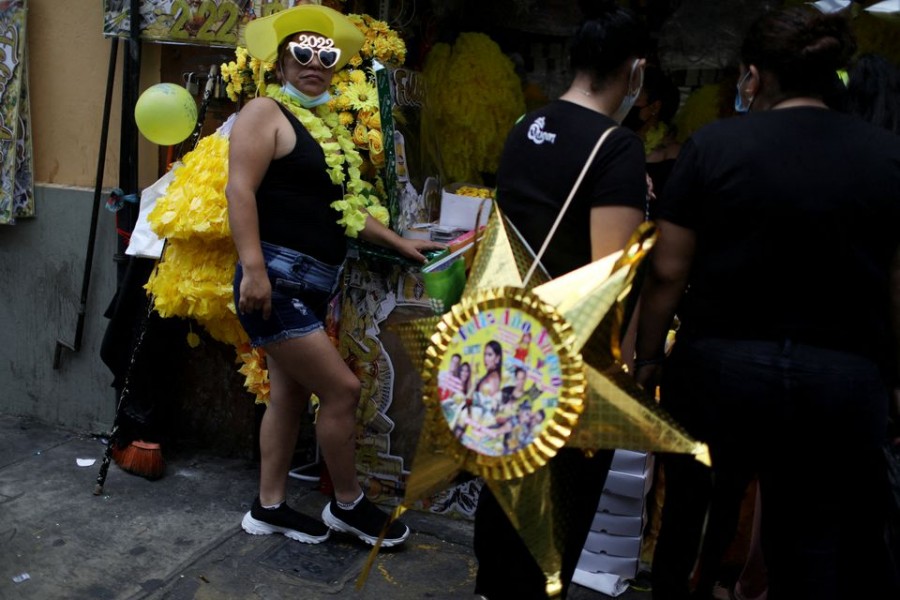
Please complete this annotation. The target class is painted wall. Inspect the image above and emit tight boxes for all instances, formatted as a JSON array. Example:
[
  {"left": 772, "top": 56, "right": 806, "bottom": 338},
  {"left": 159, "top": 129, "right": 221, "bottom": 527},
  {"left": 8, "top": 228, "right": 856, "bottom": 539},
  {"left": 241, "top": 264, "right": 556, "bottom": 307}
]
[
  {"left": 0, "top": 0, "right": 163, "bottom": 432},
  {"left": 0, "top": 185, "right": 118, "bottom": 432}
]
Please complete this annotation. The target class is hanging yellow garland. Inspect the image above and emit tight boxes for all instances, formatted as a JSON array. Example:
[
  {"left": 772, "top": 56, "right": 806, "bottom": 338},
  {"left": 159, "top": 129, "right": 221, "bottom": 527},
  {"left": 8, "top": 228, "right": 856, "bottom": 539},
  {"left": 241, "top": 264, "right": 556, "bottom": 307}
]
[{"left": 263, "top": 83, "right": 390, "bottom": 236}]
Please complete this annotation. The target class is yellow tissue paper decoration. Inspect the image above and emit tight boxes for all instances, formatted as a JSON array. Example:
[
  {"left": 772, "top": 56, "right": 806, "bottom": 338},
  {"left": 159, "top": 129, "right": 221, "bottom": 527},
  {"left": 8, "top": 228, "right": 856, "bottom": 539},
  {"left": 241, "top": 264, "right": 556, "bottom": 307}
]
[
  {"left": 145, "top": 133, "right": 260, "bottom": 400},
  {"left": 423, "top": 32, "right": 526, "bottom": 184},
  {"left": 673, "top": 82, "right": 729, "bottom": 144}
]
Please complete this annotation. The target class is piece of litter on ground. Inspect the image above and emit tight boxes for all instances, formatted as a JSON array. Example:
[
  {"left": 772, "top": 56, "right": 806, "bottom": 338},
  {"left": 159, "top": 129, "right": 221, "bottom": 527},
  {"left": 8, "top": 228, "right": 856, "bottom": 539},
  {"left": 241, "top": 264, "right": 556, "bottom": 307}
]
[
  {"left": 12, "top": 572, "right": 30, "bottom": 583},
  {"left": 76, "top": 458, "right": 96, "bottom": 467}
]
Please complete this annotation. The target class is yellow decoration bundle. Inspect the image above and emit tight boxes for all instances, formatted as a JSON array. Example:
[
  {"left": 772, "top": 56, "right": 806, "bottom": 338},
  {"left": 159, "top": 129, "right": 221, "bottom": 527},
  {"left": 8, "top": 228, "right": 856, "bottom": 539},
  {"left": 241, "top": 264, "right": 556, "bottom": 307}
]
[{"left": 423, "top": 32, "right": 526, "bottom": 184}]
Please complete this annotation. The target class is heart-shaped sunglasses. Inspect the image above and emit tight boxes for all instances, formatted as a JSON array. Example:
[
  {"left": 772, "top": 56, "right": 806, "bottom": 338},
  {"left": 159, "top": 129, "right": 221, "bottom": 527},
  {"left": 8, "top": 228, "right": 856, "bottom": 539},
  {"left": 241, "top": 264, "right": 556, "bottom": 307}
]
[{"left": 287, "top": 40, "right": 341, "bottom": 70}]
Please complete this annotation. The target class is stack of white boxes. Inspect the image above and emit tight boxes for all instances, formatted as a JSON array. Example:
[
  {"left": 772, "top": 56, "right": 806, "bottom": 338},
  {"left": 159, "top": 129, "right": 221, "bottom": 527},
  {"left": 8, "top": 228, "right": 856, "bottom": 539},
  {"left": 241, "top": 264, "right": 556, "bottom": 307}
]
[{"left": 573, "top": 449, "right": 653, "bottom": 595}]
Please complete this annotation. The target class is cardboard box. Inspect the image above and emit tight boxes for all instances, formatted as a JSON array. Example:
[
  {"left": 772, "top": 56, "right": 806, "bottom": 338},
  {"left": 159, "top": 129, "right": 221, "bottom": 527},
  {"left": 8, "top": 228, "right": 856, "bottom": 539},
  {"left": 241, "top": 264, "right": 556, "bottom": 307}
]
[
  {"left": 583, "top": 531, "right": 643, "bottom": 557},
  {"left": 575, "top": 548, "right": 640, "bottom": 579},
  {"left": 603, "top": 468, "right": 652, "bottom": 500},
  {"left": 439, "top": 183, "right": 493, "bottom": 230},
  {"left": 610, "top": 450, "right": 651, "bottom": 474},
  {"left": 591, "top": 511, "right": 644, "bottom": 537},
  {"left": 598, "top": 490, "right": 645, "bottom": 516}
]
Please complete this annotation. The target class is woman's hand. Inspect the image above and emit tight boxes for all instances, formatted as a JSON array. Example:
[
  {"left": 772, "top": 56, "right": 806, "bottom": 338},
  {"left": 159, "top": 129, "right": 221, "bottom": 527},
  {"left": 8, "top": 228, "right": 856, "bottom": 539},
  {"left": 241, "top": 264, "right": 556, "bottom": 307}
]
[
  {"left": 395, "top": 237, "right": 446, "bottom": 263},
  {"left": 358, "top": 214, "right": 445, "bottom": 262},
  {"left": 238, "top": 266, "right": 272, "bottom": 319}
]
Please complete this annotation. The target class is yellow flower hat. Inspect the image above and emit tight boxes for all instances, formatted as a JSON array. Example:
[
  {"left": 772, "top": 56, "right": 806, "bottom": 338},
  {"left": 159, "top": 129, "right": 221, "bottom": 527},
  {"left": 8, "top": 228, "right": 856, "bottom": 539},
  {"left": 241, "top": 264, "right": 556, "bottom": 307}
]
[{"left": 244, "top": 5, "right": 364, "bottom": 70}]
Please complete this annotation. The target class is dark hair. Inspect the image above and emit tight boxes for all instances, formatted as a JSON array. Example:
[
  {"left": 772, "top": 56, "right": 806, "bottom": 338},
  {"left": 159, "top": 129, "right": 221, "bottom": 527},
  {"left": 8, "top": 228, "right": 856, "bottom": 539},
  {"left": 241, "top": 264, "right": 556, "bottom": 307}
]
[
  {"left": 571, "top": 0, "right": 648, "bottom": 84},
  {"left": 643, "top": 65, "right": 681, "bottom": 125},
  {"left": 847, "top": 54, "right": 900, "bottom": 135},
  {"left": 485, "top": 340, "right": 502, "bottom": 364},
  {"left": 459, "top": 362, "right": 471, "bottom": 392},
  {"left": 741, "top": 6, "right": 856, "bottom": 99}
]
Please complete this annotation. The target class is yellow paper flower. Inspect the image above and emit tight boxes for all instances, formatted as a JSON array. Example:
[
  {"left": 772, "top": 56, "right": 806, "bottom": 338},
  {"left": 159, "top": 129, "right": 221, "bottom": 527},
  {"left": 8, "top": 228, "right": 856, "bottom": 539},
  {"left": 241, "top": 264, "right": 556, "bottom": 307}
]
[
  {"left": 349, "top": 69, "right": 367, "bottom": 84},
  {"left": 342, "top": 80, "right": 380, "bottom": 112},
  {"left": 348, "top": 14, "right": 406, "bottom": 66},
  {"left": 352, "top": 122, "right": 369, "bottom": 147},
  {"left": 149, "top": 134, "right": 230, "bottom": 242},
  {"left": 368, "top": 128, "right": 384, "bottom": 156},
  {"left": 361, "top": 110, "right": 380, "bottom": 130},
  {"left": 338, "top": 111, "right": 355, "bottom": 127},
  {"left": 236, "top": 344, "right": 269, "bottom": 404}
]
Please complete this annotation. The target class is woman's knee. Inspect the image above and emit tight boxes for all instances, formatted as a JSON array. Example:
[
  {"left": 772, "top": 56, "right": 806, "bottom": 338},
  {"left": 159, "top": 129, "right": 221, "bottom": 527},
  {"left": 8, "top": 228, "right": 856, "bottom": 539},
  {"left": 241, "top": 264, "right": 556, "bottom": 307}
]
[{"left": 320, "top": 373, "right": 361, "bottom": 410}]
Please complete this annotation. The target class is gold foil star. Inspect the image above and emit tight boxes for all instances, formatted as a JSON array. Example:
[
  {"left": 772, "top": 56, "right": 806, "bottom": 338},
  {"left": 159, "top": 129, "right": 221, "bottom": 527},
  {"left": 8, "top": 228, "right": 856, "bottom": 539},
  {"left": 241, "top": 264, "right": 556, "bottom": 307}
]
[{"left": 362, "top": 206, "right": 708, "bottom": 596}]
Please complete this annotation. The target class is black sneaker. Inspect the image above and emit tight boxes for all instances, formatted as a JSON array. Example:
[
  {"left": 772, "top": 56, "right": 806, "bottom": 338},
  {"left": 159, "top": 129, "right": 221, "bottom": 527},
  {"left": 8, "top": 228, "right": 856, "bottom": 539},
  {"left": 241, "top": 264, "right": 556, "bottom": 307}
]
[
  {"left": 241, "top": 497, "right": 330, "bottom": 544},
  {"left": 322, "top": 496, "right": 410, "bottom": 547}
]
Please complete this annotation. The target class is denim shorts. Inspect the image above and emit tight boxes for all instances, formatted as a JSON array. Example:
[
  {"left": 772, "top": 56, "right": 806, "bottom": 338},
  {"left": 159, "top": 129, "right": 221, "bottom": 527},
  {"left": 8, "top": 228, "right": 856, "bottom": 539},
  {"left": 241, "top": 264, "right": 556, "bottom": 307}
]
[{"left": 234, "top": 241, "right": 342, "bottom": 347}]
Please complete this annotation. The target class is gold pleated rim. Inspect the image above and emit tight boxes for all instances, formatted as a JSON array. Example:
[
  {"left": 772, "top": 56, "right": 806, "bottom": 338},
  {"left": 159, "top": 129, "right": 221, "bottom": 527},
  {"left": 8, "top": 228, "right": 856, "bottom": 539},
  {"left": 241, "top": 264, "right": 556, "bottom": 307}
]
[{"left": 423, "top": 287, "right": 585, "bottom": 481}]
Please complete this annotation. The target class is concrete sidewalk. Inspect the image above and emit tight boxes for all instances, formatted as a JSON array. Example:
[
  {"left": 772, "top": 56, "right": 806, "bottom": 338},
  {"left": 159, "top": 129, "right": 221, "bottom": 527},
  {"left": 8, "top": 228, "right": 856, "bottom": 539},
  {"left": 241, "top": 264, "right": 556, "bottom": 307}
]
[{"left": 0, "top": 414, "right": 649, "bottom": 599}]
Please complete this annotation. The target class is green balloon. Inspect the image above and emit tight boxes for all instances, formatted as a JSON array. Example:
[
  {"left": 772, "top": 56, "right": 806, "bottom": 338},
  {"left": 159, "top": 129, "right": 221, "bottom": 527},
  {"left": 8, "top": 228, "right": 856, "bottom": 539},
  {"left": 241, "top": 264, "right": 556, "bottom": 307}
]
[{"left": 134, "top": 83, "right": 198, "bottom": 146}]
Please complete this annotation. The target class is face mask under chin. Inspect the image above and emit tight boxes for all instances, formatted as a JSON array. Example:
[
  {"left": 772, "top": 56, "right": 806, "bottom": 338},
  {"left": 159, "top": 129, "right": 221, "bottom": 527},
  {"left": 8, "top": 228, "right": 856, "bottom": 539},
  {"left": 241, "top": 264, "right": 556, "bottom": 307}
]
[{"left": 281, "top": 81, "right": 332, "bottom": 108}]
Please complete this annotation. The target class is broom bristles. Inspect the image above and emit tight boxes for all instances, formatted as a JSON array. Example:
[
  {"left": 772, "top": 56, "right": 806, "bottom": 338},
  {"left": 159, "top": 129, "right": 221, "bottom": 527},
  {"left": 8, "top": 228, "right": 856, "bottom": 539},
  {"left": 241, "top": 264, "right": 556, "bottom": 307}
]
[{"left": 112, "top": 440, "right": 165, "bottom": 480}]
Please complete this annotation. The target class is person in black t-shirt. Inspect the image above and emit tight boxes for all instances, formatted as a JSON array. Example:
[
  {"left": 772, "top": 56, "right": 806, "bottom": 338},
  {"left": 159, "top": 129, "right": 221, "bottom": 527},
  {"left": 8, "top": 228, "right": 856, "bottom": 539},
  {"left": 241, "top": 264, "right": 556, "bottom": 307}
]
[
  {"left": 473, "top": 2, "right": 649, "bottom": 598},
  {"left": 635, "top": 7, "right": 900, "bottom": 600},
  {"left": 847, "top": 50, "right": 900, "bottom": 599}
]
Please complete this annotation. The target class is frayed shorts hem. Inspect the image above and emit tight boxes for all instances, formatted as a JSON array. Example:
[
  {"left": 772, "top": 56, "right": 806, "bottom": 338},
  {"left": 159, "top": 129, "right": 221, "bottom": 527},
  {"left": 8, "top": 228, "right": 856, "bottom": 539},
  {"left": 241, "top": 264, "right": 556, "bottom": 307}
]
[{"left": 249, "top": 323, "right": 324, "bottom": 348}]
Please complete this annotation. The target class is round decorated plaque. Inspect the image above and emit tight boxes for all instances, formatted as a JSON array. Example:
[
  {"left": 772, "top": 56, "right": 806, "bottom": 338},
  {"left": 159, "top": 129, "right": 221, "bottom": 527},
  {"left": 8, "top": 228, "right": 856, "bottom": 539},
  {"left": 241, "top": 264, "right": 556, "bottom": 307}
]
[{"left": 426, "top": 287, "right": 585, "bottom": 480}]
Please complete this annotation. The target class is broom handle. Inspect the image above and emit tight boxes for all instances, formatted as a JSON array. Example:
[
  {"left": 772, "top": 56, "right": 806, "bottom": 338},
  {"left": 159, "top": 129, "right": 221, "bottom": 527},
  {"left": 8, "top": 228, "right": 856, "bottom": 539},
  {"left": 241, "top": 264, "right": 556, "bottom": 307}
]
[
  {"left": 94, "top": 244, "right": 167, "bottom": 495},
  {"left": 94, "top": 291, "right": 155, "bottom": 495}
]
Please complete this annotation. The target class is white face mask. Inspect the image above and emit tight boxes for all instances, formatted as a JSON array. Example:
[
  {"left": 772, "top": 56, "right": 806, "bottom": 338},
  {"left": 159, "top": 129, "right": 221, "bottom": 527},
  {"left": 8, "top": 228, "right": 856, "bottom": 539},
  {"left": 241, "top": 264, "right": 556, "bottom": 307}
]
[
  {"left": 612, "top": 59, "right": 644, "bottom": 124},
  {"left": 281, "top": 82, "right": 332, "bottom": 108}
]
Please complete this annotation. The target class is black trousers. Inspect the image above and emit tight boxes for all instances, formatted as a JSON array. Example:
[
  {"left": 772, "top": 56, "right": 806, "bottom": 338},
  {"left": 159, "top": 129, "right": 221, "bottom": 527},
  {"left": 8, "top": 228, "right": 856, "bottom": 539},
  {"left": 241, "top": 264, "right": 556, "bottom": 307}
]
[
  {"left": 651, "top": 337, "right": 895, "bottom": 600},
  {"left": 473, "top": 447, "right": 614, "bottom": 599}
]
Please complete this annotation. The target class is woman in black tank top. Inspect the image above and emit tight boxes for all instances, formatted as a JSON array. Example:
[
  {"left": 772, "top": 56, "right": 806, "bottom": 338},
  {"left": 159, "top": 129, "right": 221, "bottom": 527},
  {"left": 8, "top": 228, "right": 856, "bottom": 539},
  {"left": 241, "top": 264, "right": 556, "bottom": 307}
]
[{"left": 226, "top": 5, "right": 443, "bottom": 550}]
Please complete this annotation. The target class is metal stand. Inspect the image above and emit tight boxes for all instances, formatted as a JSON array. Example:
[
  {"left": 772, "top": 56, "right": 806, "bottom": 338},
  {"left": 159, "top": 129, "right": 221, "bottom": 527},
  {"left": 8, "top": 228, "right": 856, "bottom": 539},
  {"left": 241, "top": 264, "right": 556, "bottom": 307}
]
[{"left": 288, "top": 444, "right": 322, "bottom": 483}]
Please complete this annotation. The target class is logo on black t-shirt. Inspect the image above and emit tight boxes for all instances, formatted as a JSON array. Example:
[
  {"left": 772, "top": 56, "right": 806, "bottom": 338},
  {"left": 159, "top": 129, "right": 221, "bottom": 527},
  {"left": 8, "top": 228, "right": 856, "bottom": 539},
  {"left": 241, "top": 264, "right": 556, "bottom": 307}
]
[{"left": 527, "top": 117, "right": 557, "bottom": 145}]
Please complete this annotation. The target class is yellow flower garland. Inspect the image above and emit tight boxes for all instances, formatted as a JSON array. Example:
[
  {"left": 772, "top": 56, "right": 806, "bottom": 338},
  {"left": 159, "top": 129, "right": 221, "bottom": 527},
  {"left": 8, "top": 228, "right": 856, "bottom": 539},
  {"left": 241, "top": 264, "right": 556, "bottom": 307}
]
[{"left": 263, "top": 84, "right": 389, "bottom": 235}]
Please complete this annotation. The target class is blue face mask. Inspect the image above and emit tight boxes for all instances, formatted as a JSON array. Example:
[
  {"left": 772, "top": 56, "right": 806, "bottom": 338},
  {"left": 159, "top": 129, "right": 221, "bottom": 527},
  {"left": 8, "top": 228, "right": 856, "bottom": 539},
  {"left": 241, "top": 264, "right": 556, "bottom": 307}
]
[
  {"left": 734, "top": 70, "right": 754, "bottom": 114},
  {"left": 612, "top": 59, "right": 644, "bottom": 124},
  {"left": 281, "top": 82, "right": 332, "bottom": 108}
]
